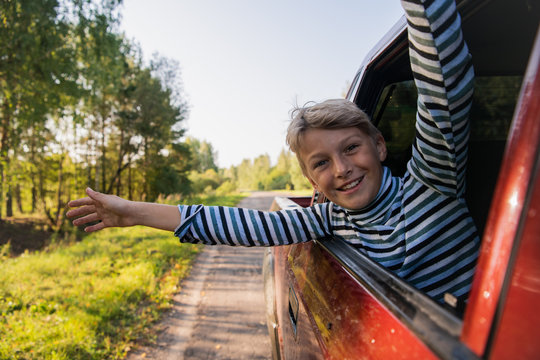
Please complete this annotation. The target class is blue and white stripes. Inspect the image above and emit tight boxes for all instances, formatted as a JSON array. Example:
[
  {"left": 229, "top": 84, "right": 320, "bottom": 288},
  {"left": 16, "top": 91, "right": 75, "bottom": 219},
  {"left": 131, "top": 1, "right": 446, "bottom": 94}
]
[
  {"left": 405, "top": 0, "right": 474, "bottom": 198},
  {"left": 175, "top": 202, "right": 331, "bottom": 247}
]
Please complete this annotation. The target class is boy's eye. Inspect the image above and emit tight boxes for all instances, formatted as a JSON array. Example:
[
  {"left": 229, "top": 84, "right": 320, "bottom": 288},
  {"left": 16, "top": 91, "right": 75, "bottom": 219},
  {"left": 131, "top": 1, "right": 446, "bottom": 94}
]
[
  {"left": 313, "top": 160, "right": 327, "bottom": 169},
  {"left": 345, "top": 144, "right": 359, "bottom": 153}
]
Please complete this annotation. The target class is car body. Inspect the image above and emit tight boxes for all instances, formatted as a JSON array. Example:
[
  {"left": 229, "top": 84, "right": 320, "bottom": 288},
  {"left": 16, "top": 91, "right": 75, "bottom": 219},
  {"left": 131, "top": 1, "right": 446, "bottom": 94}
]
[{"left": 263, "top": 0, "right": 540, "bottom": 358}]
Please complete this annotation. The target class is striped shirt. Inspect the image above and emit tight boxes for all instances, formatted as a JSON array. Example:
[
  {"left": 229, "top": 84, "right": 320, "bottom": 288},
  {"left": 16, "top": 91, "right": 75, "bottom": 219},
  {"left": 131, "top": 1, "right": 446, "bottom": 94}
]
[{"left": 175, "top": 0, "right": 479, "bottom": 305}]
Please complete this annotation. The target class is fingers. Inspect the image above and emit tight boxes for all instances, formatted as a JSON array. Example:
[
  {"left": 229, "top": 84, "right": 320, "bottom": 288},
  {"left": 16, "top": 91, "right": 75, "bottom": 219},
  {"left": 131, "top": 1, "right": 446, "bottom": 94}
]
[
  {"left": 67, "top": 188, "right": 112, "bottom": 233},
  {"left": 69, "top": 208, "right": 106, "bottom": 233},
  {"left": 67, "top": 188, "right": 102, "bottom": 209},
  {"left": 86, "top": 187, "right": 103, "bottom": 201},
  {"left": 66, "top": 204, "right": 96, "bottom": 219},
  {"left": 71, "top": 212, "right": 101, "bottom": 227},
  {"left": 67, "top": 196, "right": 94, "bottom": 209},
  {"left": 84, "top": 221, "right": 106, "bottom": 233}
]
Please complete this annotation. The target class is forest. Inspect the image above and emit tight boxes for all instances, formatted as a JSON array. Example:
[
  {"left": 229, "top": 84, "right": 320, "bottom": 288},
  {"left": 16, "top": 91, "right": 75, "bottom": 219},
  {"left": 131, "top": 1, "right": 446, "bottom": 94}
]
[
  {"left": 0, "top": 1, "right": 313, "bottom": 358},
  {"left": 0, "top": 0, "right": 311, "bottom": 235}
]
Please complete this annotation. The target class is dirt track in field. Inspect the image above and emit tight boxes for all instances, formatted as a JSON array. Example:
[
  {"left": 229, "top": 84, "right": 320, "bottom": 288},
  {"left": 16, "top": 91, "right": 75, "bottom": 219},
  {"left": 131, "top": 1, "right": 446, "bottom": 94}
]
[{"left": 127, "top": 192, "right": 287, "bottom": 360}]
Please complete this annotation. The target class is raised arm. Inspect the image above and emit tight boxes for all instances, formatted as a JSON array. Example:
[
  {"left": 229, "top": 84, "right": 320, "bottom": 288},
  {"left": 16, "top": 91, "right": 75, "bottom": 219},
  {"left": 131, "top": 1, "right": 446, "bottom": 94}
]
[
  {"left": 67, "top": 188, "right": 181, "bottom": 232},
  {"left": 403, "top": 0, "right": 474, "bottom": 197}
]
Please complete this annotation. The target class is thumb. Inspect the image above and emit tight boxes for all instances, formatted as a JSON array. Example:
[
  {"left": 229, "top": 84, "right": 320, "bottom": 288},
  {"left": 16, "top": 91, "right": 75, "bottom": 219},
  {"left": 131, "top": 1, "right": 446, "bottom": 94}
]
[{"left": 86, "top": 187, "right": 102, "bottom": 201}]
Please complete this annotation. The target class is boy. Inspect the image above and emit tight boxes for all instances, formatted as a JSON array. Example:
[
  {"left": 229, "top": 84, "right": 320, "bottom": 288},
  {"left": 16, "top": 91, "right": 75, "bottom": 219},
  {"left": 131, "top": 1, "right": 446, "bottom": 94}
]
[{"left": 68, "top": 0, "right": 479, "bottom": 306}]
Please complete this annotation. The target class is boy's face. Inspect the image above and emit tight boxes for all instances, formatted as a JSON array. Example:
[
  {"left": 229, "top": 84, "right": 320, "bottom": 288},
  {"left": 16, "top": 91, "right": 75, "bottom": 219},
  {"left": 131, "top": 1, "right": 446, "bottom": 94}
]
[{"left": 299, "top": 127, "right": 387, "bottom": 210}]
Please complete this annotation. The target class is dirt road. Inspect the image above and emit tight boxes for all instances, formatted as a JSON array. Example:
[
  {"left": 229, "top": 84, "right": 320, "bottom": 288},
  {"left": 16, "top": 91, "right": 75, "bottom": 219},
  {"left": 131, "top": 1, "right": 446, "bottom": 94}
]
[{"left": 128, "top": 192, "right": 285, "bottom": 360}]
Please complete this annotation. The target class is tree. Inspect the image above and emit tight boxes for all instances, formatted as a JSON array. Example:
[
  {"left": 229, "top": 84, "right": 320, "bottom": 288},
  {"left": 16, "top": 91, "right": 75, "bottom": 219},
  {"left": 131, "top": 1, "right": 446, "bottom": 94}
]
[
  {"left": 185, "top": 137, "right": 218, "bottom": 173},
  {"left": 146, "top": 143, "right": 192, "bottom": 200},
  {"left": 0, "top": 0, "right": 79, "bottom": 219},
  {"left": 266, "top": 149, "right": 293, "bottom": 190},
  {"left": 290, "top": 155, "right": 311, "bottom": 190},
  {"left": 128, "top": 60, "right": 188, "bottom": 201},
  {"left": 188, "top": 169, "right": 222, "bottom": 194},
  {"left": 76, "top": 6, "right": 125, "bottom": 192}
]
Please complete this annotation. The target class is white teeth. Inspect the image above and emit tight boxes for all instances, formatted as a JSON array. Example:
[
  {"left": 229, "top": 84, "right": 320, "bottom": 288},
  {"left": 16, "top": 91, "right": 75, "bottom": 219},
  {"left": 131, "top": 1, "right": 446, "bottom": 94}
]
[{"left": 342, "top": 179, "right": 361, "bottom": 190}]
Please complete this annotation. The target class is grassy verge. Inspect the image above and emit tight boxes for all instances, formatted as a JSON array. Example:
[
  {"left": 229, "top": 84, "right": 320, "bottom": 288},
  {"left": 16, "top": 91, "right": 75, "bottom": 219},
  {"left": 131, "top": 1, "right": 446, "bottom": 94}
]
[
  {"left": 0, "top": 193, "right": 246, "bottom": 360},
  {"left": 184, "top": 193, "right": 247, "bottom": 207}
]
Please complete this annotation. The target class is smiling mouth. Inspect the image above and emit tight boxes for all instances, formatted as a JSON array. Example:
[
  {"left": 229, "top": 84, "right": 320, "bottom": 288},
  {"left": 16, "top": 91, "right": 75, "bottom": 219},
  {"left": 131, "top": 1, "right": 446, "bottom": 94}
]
[{"left": 338, "top": 176, "right": 364, "bottom": 191}]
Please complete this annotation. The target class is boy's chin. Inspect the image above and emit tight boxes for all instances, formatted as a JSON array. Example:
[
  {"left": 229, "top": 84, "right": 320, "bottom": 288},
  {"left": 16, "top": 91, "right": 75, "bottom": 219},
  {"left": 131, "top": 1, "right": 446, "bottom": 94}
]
[{"left": 330, "top": 192, "right": 375, "bottom": 210}]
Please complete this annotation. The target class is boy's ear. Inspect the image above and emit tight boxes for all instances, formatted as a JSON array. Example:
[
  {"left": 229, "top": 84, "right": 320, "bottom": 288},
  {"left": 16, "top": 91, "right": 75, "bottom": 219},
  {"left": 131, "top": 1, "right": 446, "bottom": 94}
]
[
  {"left": 376, "top": 135, "right": 387, "bottom": 162},
  {"left": 300, "top": 162, "right": 320, "bottom": 191}
]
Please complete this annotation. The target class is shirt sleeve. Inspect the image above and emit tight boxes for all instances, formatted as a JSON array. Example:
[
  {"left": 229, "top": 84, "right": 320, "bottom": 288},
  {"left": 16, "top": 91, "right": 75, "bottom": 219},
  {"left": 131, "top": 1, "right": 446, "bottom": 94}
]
[
  {"left": 402, "top": 0, "right": 474, "bottom": 198},
  {"left": 174, "top": 203, "right": 332, "bottom": 247}
]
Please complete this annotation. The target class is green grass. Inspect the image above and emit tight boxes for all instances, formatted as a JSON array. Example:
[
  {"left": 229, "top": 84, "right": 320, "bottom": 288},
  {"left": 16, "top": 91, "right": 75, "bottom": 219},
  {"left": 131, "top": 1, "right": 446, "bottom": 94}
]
[
  {"left": 0, "top": 193, "right": 247, "bottom": 360},
  {"left": 185, "top": 193, "right": 247, "bottom": 207}
]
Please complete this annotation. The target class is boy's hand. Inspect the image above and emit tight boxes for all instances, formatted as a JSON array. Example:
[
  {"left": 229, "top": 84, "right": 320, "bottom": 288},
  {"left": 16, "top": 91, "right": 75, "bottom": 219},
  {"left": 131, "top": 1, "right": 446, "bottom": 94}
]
[
  {"left": 67, "top": 188, "right": 181, "bottom": 233},
  {"left": 67, "top": 188, "right": 135, "bottom": 232}
]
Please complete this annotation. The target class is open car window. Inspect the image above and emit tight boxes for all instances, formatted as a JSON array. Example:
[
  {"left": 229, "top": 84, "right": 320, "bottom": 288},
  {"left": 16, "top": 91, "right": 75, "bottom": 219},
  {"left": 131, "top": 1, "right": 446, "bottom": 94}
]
[{"left": 374, "top": 75, "right": 523, "bottom": 237}]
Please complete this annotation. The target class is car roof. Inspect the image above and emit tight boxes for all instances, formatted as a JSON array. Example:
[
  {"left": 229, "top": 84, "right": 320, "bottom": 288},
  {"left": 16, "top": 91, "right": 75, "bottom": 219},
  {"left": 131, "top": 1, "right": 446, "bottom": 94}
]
[{"left": 354, "top": 0, "right": 540, "bottom": 80}]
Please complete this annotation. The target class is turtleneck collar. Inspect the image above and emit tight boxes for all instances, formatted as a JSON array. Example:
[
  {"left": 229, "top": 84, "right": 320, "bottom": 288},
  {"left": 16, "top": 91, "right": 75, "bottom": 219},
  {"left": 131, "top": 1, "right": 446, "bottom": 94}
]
[{"left": 335, "top": 166, "right": 401, "bottom": 225}]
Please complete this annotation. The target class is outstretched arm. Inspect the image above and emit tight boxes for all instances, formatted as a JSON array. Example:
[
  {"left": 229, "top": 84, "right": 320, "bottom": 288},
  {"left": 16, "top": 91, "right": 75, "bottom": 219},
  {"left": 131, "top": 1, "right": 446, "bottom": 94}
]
[{"left": 67, "top": 188, "right": 181, "bottom": 233}]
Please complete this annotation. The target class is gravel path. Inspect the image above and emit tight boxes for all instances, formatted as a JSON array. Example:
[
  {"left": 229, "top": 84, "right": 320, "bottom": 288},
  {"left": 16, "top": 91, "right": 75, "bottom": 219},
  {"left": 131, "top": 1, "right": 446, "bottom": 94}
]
[{"left": 127, "top": 192, "right": 286, "bottom": 360}]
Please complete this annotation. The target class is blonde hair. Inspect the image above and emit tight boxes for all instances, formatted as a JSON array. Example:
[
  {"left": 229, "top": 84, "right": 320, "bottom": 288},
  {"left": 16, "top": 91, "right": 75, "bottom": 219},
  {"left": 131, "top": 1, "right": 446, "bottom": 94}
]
[{"left": 286, "top": 99, "right": 381, "bottom": 171}]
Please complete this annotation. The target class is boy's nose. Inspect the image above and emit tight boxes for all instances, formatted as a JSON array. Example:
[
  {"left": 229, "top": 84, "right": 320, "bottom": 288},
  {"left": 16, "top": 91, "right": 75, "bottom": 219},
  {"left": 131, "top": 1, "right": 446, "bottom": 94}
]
[{"left": 334, "top": 157, "right": 352, "bottom": 178}]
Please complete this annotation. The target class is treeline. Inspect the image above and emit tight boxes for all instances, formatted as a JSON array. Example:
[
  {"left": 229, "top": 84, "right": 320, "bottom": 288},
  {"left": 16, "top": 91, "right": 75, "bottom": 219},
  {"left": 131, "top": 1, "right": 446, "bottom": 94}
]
[
  {"left": 1, "top": 0, "right": 193, "bottom": 230},
  {"left": 188, "top": 145, "right": 311, "bottom": 195}
]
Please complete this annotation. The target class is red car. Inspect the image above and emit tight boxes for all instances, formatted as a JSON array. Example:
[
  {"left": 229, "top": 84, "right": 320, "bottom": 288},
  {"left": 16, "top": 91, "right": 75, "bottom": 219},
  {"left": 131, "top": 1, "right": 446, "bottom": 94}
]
[{"left": 263, "top": 0, "right": 540, "bottom": 358}]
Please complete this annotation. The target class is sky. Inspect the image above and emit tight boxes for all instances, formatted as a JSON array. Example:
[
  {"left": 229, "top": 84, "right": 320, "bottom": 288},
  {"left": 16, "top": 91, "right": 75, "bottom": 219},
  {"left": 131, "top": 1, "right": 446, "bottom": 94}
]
[{"left": 119, "top": 0, "right": 404, "bottom": 168}]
